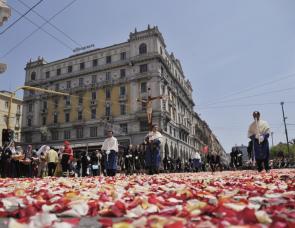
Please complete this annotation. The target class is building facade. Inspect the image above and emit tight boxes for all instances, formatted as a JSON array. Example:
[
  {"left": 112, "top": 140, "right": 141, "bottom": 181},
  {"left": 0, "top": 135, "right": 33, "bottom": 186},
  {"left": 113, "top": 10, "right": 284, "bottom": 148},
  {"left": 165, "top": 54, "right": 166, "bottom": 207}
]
[
  {"left": 22, "top": 26, "right": 224, "bottom": 161},
  {"left": 0, "top": 0, "right": 11, "bottom": 74},
  {"left": 0, "top": 91, "right": 22, "bottom": 146}
]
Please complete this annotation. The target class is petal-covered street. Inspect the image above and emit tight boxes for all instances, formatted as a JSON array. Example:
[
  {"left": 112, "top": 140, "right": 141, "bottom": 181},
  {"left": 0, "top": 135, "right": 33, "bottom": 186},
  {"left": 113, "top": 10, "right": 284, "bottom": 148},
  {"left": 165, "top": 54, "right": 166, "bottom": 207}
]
[{"left": 0, "top": 169, "right": 294, "bottom": 228}]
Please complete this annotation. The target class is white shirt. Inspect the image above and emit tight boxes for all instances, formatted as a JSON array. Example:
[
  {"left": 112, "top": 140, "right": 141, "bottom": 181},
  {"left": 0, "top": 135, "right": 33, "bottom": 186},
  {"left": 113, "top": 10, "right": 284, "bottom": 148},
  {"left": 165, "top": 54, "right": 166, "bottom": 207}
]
[
  {"left": 193, "top": 152, "right": 201, "bottom": 160},
  {"left": 248, "top": 119, "right": 270, "bottom": 138},
  {"left": 146, "top": 131, "right": 163, "bottom": 142},
  {"left": 102, "top": 136, "right": 118, "bottom": 152}
]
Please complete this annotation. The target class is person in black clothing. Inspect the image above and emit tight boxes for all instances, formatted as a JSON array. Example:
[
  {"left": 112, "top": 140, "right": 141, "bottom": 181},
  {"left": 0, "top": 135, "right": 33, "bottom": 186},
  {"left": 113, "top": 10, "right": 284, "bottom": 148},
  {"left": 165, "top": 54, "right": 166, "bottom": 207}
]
[
  {"left": 81, "top": 151, "right": 89, "bottom": 177},
  {"left": 124, "top": 145, "right": 134, "bottom": 175},
  {"left": 0, "top": 144, "right": 12, "bottom": 178},
  {"left": 163, "top": 155, "right": 168, "bottom": 172},
  {"left": 208, "top": 152, "right": 221, "bottom": 174},
  {"left": 176, "top": 158, "right": 181, "bottom": 172},
  {"left": 230, "top": 147, "right": 238, "bottom": 170},
  {"left": 90, "top": 150, "right": 100, "bottom": 176},
  {"left": 133, "top": 146, "right": 141, "bottom": 174}
]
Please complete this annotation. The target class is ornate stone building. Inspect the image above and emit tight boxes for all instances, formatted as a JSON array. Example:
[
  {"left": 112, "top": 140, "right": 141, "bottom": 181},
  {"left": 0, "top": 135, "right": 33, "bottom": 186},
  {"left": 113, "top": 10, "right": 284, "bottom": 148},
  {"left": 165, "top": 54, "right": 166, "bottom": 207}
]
[
  {"left": 0, "top": 91, "right": 22, "bottom": 147},
  {"left": 21, "top": 26, "right": 224, "bottom": 161}
]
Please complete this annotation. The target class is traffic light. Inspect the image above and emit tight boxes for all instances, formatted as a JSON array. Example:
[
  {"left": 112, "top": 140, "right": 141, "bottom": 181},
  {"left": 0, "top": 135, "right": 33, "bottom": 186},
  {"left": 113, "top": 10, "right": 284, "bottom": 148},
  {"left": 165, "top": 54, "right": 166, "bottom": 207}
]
[{"left": 2, "top": 129, "right": 14, "bottom": 146}]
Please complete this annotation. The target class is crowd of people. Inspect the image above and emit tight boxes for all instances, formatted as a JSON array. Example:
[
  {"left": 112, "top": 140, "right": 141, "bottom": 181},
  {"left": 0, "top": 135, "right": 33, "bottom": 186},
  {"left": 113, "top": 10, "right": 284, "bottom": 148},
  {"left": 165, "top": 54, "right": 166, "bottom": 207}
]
[{"left": 0, "top": 112, "right": 292, "bottom": 178}]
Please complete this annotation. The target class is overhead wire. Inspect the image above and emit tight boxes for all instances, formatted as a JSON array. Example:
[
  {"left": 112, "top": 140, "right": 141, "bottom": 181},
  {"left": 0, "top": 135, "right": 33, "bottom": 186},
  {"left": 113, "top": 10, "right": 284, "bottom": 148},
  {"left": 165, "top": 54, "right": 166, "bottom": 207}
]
[
  {"left": 200, "top": 72, "right": 295, "bottom": 107},
  {"left": 9, "top": 4, "right": 75, "bottom": 51},
  {"left": 17, "top": 0, "right": 82, "bottom": 48},
  {"left": 1, "top": 0, "right": 78, "bottom": 58},
  {"left": 0, "top": 0, "right": 45, "bottom": 35},
  {"left": 199, "top": 86, "right": 295, "bottom": 108}
]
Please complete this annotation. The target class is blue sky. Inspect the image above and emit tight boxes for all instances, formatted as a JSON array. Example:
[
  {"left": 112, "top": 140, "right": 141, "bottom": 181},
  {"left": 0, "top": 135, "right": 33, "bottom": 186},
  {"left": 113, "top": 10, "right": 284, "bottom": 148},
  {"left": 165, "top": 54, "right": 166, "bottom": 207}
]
[{"left": 1, "top": 0, "right": 295, "bottom": 152}]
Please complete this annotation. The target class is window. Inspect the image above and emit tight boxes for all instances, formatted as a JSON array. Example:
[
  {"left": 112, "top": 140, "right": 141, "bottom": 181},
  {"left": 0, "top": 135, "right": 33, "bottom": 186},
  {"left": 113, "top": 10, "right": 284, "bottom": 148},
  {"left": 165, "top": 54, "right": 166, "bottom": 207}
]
[
  {"left": 140, "top": 64, "right": 148, "bottom": 73},
  {"left": 120, "top": 103, "right": 126, "bottom": 115},
  {"left": 43, "top": 101, "right": 47, "bottom": 110},
  {"left": 78, "top": 111, "right": 83, "bottom": 121},
  {"left": 31, "top": 72, "right": 36, "bottom": 81},
  {"left": 5, "top": 101, "right": 8, "bottom": 109},
  {"left": 120, "top": 52, "right": 126, "bottom": 60},
  {"left": 16, "top": 117, "right": 20, "bottom": 126},
  {"left": 105, "top": 103, "right": 111, "bottom": 116},
  {"left": 120, "top": 123, "right": 128, "bottom": 134},
  {"left": 91, "top": 108, "right": 96, "bottom": 119},
  {"left": 93, "top": 59, "right": 98, "bottom": 67},
  {"left": 28, "top": 103, "right": 33, "bottom": 112},
  {"left": 53, "top": 113, "right": 58, "bottom": 124},
  {"left": 120, "top": 69, "right": 126, "bottom": 78},
  {"left": 160, "top": 47, "right": 163, "bottom": 55},
  {"left": 54, "top": 98, "right": 58, "bottom": 108},
  {"left": 15, "top": 133, "right": 19, "bottom": 141},
  {"left": 64, "top": 130, "right": 71, "bottom": 139},
  {"left": 55, "top": 83, "right": 59, "bottom": 91},
  {"left": 41, "top": 134, "right": 47, "bottom": 142},
  {"left": 65, "top": 113, "right": 70, "bottom": 122},
  {"left": 142, "top": 102, "right": 146, "bottom": 111},
  {"left": 56, "top": 68, "right": 61, "bottom": 76},
  {"left": 80, "top": 62, "right": 85, "bottom": 70},
  {"left": 76, "top": 128, "right": 83, "bottom": 138},
  {"left": 139, "top": 43, "right": 147, "bottom": 54},
  {"left": 68, "top": 65, "right": 72, "bottom": 73},
  {"left": 66, "top": 81, "right": 71, "bottom": 89},
  {"left": 79, "top": 78, "right": 84, "bottom": 86},
  {"left": 140, "top": 120, "right": 148, "bottom": 131},
  {"left": 65, "top": 96, "right": 71, "bottom": 105},
  {"left": 106, "top": 72, "right": 111, "bottom": 81},
  {"left": 105, "top": 87, "right": 111, "bottom": 99},
  {"left": 120, "top": 86, "right": 126, "bottom": 96},
  {"left": 78, "top": 94, "right": 83, "bottom": 104},
  {"left": 25, "top": 134, "right": 32, "bottom": 143},
  {"left": 91, "top": 75, "right": 97, "bottom": 84},
  {"left": 17, "top": 105, "right": 21, "bottom": 113},
  {"left": 106, "top": 55, "right": 112, "bottom": 64},
  {"left": 52, "top": 131, "right": 59, "bottom": 140},
  {"left": 27, "top": 118, "right": 32, "bottom": 127},
  {"left": 90, "top": 126, "right": 97, "bottom": 137},
  {"left": 29, "top": 90, "right": 35, "bottom": 96},
  {"left": 141, "top": 82, "right": 147, "bottom": 93},
  {"left": 91, "top": 91, "right": 96, "bottom": 100},
  {"left": 45, "top": 71, "right": 50, "bottom": 78},
  {"left": 161, "top": 66, "right": 164, "bottom": 75},
  {"left": 42, "top": 116, "right": 46, "bottom": 126}
]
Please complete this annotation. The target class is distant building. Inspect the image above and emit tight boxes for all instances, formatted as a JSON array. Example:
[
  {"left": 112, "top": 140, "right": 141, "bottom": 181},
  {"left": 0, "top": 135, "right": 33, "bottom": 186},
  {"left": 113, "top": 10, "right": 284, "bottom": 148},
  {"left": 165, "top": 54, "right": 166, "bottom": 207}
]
[
  {"left": 0, "top": 91, "right": 22, "bottom": 147},
  {"left": 22, "top": 26, "right": 224, "bottom": 161}
]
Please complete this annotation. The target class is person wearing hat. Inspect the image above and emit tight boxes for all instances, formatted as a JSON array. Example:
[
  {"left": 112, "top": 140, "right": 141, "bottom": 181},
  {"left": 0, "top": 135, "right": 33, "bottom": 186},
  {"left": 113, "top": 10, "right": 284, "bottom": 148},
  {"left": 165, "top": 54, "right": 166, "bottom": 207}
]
[
  {"left": 145, "top": 124, "right": 162, "bottom": 175},
  {"left": 101, "top": 130, "right": 118, "bottom": 176},
  {"left": 248, "top": 111, "right": 271, "bottom": 172}
]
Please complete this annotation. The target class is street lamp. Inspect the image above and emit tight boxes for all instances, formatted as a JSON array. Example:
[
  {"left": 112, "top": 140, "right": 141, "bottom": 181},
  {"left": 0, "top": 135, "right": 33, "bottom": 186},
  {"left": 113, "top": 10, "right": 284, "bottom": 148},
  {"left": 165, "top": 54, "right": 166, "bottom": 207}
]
[{"left": 7, "top": 86, "right": 69, "bottom": 130}]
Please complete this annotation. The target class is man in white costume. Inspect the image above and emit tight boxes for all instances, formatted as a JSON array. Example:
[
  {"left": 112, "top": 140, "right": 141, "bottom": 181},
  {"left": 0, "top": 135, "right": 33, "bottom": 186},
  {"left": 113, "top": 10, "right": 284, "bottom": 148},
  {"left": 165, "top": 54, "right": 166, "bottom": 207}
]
[
  {"left": 101, "top": 130, "right": 118, "bottom": 176},
  {"left": 145, "top": 124, "right": 162, "bottom": 175},
  {"left": 248, "top": 111, "right": 271, "bottom": 172}
]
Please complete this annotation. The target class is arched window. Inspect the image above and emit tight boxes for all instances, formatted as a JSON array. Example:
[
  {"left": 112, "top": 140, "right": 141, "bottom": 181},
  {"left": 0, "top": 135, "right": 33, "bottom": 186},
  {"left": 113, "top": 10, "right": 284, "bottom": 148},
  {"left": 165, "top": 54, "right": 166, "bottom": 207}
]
[
  {"left": 31, "top": 71, "right": 36, "bottom": 81},
  {"left": 139, "top": 43, "right": 147, "bottom": 55}
]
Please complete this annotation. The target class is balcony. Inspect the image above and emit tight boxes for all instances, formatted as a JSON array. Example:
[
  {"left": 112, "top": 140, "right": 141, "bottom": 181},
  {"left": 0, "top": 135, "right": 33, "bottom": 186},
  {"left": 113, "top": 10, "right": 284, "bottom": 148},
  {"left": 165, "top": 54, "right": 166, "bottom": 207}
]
[
  {"left": 119, "top": 94, "right": 127, "bottom": 101},
  {"left": 90, "top": 100, "right": 97, "bottom": 106},
  {"left": 64, "top": 103, "right": 71, "bottom": 111},
  {"left": 41, "top": 108, "right": 48, "bottom": 114}
]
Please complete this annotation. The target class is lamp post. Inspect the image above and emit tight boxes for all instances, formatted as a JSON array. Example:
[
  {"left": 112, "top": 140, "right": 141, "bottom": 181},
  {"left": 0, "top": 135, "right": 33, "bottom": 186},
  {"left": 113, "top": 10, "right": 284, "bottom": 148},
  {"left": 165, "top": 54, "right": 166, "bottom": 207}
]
[{"left": 7, "top": 86, "right": 69, "bottom": 130}]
